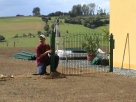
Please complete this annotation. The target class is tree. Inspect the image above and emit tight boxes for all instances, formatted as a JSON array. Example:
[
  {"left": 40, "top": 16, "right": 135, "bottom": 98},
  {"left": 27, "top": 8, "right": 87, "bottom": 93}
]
[
  {"left": 69, "top": 11, "right": 77, "bottom": 17},
  {"left": 82, "top": 4, "right": 89, "bottom": 15},
  {"left": 82, "top": 4, "right": 86, "bottom": 15},
  {"left": 70, "top": 4, "right": 82, "bottom": 16},
  {"left": 88, "top": 3, "right": 96, "bottom": 15},
  {"left": 32, "top": 7, "right": 41, "bottom": 16},
  {"left": 71, "top": 5, "right": 78, "bottom": 16},
  {"left": 76, "top": 4, "right": 82, "bottom": 15}
]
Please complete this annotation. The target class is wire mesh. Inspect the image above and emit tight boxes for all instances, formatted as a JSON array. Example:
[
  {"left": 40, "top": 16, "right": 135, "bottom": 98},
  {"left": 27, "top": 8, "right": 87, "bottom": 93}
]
[{"left": 60, "top": 32, "right": 110, "bottom": 75}]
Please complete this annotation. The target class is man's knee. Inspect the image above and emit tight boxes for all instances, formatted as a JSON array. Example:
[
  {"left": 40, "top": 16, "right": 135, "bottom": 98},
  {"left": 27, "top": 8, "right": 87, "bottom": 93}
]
[{"left": 37, "top": 63, "right": 46, "bottom": 75}]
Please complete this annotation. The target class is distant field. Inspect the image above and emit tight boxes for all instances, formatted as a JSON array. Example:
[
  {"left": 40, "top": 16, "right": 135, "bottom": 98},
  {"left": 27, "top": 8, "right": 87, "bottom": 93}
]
[
  {"left": 0, "top": 16, "right": 109, "bottom": 48},
  {"left": 0, "top": 16, "right": 44, "bottom": 31},
  {"left": 0, "top": 16, "right": 45, "bottom": 47}
]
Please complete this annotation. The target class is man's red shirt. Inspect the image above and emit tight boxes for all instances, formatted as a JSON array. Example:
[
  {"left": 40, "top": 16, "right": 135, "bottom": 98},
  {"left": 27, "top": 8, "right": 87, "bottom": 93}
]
[{"left": 36, "top": 43, "right": 50, "bottom": 65}]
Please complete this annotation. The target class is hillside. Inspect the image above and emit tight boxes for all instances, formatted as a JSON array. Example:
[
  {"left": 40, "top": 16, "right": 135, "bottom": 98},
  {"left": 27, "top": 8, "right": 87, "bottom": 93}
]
[{"left": 0, "top": 16, "right": 109, "bottom": 47}]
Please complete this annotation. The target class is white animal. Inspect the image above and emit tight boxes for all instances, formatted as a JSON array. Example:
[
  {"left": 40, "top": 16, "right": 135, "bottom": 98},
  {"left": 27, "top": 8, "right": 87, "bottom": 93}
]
[{"left": 55, "top": 48, "right": 108, "bottom": 59}]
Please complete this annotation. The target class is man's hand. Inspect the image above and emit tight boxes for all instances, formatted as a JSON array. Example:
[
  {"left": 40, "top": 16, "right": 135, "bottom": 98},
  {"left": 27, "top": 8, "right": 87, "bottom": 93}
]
[
  {"left": 37, "top": 50, "right": 52, "bottom": 60},
  {"left": 45, "top": 50, "right": 52, "bottom": 54}
]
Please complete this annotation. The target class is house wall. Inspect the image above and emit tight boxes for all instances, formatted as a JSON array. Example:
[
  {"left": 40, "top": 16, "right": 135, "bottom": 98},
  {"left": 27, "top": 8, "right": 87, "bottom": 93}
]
[{"left": 110, "top": 0, "right": 136, "bottom": 69}]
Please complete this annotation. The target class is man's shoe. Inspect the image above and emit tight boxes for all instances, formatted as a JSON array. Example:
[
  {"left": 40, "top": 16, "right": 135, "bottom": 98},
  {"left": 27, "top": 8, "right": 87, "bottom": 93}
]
[
  {"left": 55, "top": 71, "right": 61, "bottom": 75},
  {"left": 45, "top": 72, "right": 50, "bottom": 75}
]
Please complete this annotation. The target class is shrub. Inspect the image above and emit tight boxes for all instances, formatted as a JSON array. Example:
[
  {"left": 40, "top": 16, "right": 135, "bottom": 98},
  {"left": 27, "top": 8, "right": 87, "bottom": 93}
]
[
  {"left": 65, "top": 18, "right": 81, "bottom": 24},
  {"left": 37, "top": 31, "right": 42, "bottom": 35},
  {"left": 0, "top": 35, "right": 5, "bottom": 41},
  {"left": 65, "top": 16, "right": 108, "bottom": 29},
  {"left": 44, "top": 24, "right": 49, "bottom": 31},
  {"left": 104, "top": 19, "right": 109, "bottom": 24},
  {"left": 90, "top": 25, "right": 96, "bottom": 29},
  {"left": 82, "top": 34, "right": 100, "bottom": 55},
  {"left": 48, "top": 16, "right": 51, "bottom": 20}
]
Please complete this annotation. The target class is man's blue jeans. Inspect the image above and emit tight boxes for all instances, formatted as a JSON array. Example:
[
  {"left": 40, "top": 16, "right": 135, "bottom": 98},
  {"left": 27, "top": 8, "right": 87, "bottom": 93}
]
[{"left": 37, "top": 55, "right": 59, "bottom": 75}]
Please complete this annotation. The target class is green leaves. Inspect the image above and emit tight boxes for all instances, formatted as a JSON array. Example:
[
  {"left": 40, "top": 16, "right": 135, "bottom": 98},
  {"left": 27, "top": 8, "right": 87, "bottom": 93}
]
[{"left": 82, "top": 34, "right": 100, "bottom": 55}]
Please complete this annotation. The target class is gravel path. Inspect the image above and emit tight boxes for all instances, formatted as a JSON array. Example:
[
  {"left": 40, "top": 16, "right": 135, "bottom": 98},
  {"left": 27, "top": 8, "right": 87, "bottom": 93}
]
[
  {"left": 113, "top": 67, "right": 136, "bottom": 77},
  {"left": 60, "top": 60, "right": 136, "bottom": 77}
]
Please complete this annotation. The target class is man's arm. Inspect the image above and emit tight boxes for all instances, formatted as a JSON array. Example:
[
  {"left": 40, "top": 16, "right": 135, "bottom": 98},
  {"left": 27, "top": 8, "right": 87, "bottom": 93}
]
[
  {"left": 36, "top": 48, "right": 51, "bottom": 60},
  {"left": 38, "top": 50, "right": 51, "bottom": 59}
]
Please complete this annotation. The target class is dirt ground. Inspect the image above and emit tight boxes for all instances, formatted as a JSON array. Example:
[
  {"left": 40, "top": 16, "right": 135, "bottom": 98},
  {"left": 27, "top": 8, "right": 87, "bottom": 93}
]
[{"left": 0, "top": 47, "right": 136, "bottom": 102}]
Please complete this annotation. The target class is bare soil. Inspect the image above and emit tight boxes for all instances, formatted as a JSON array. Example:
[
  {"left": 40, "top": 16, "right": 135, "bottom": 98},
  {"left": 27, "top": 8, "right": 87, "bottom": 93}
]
[{"left": 0, "top": 47, "right": 136, "bottom": 102}]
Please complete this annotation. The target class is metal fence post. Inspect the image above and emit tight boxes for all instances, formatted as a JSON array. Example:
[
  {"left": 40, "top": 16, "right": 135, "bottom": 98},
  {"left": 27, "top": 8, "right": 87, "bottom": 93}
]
[
  {"left": 109, "top": 33, "right": 114, "bottom": 72},
  {"left": 50, "top": 31, "right": 55, "bottom": 72}
]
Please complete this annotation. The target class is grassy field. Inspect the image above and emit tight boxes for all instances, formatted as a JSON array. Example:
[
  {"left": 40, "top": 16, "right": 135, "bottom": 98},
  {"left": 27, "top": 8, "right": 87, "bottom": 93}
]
[{"left": 0, "top": 16, "right": 109, "bottom": 47}]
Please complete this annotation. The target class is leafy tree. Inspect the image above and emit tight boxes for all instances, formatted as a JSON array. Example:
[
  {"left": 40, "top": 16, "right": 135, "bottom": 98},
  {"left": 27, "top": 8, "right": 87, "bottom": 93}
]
[
  {"left": 69, "top": 11, "right": 77, "bottom": 17},
  {"left": 76, "top": 4, "right": 82, "bottom": 15},
  {"left": 88, "top": 3, "right": 96, "bottom": 15},
  {"left": 82, "top": 4, "right": 89, "bottom": 15},
  {"left": 71, "top": 3, "right": 96, "bottom": 16},
  {"left": 32, "top": 7, "right": 41, "bottom": 16},
  {"left": 71, "top": 4, "right": 82, "bottom": 16},
  {"left": 96, "top": 7, "right": 106, "bottom": 16}
]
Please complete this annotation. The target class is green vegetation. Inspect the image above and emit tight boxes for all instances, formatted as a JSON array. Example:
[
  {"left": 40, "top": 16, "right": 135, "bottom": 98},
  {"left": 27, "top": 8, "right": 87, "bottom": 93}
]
[
  {"left": 0, "top": 16, "right": 109, "bottom": 48},
  {"left": 0, "top": 16, "right": 42, "bottom": 23},
  {"left": 64, "top": 16, "right": 109, "bottom": 29},
  {"left": 82, "top": 34, "right": 100, "bottom": 55}
]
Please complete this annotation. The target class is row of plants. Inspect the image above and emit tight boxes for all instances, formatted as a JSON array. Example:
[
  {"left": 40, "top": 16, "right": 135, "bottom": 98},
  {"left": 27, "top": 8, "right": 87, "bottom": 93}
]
[{"left": 65, "top": 16, "right": 109, "bottom": 29}]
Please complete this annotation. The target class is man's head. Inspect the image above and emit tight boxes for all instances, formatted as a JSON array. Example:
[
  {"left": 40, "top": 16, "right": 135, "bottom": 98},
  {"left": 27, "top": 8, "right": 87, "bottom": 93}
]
[{"left": 39, "top": 34, "right": 46, "bottom": 44}]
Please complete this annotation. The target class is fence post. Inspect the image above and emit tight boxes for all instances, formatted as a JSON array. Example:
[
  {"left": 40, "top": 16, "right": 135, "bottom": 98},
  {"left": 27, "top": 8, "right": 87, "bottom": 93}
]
[
  {"left": 14, "top": 41, "right": 15, "bottom": 47},
  {"left": 50, "top": 31, "right": 55, "bottom": 72},
  {"left": 109, "top": 33, "right": 114, "bottom": 72}
]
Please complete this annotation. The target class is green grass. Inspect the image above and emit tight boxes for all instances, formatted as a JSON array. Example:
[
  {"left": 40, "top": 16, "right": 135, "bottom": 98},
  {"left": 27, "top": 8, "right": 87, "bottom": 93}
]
[
  {"left": 0, "top": 16, "right": 109, "bottom": 48},
  {"left": 0, "top": 16, "right": 42, "bottom": 23},
  {"left": 59, "top": 23, "right": 109, "bottom": 35}
]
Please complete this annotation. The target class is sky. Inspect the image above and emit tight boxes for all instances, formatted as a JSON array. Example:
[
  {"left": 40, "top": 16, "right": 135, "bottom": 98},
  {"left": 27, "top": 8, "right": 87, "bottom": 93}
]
[{"left": 0, "top": 0, "right": 109, "bottom": 17}]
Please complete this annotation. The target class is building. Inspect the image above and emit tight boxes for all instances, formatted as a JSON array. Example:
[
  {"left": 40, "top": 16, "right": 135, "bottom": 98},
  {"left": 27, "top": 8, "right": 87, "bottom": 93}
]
[{"left": 110, "top": 0, "right": 136, "bottom": 69}]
